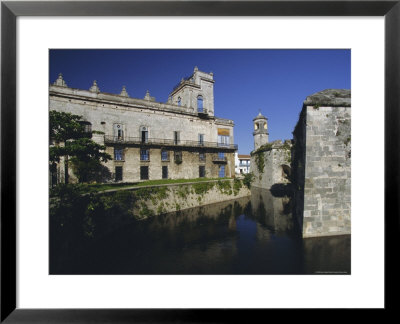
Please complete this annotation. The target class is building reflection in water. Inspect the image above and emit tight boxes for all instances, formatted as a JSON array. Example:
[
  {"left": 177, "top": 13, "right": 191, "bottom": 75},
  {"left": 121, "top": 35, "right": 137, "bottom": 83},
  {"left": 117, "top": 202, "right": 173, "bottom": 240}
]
[
  {"left": 250, "top": 187, "right": 295, "bottom": 237},
  {"left": 302, "top": 235, "right": 351, "bottom": 274},
  {"left": 54, "top": 188, "right": 350, "bottom": 275}
]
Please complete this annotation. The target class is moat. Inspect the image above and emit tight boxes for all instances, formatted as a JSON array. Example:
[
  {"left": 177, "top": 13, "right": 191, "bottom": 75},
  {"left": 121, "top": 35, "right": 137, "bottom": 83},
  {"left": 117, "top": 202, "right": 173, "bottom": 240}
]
[{"left": 50, "top": 188, "right": 350, "bottom": 275}]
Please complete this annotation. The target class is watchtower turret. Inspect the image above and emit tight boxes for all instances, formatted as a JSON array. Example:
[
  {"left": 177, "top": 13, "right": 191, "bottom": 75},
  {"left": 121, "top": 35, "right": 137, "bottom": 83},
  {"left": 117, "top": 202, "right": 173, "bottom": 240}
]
[{"left": 253, "top": 111, "right": 269, "bottom": 150}]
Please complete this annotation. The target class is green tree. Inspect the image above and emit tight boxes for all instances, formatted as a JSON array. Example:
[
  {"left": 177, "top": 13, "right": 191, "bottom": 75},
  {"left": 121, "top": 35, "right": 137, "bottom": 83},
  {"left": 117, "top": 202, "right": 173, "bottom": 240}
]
[
  {"left": 49, "top": 110, "right": 86, "bottom": 145},
  {"left": 49, "top": 111, "right": 112, "bottom": 184},
  {"left": 68, "top": 138, "right": 112, "bottom": 183}
]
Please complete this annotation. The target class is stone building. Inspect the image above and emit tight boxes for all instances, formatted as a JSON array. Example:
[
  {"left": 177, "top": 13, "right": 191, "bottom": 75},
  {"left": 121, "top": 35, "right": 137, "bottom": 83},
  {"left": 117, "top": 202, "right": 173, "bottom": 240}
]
[
  {"left": 49, "top": 67, "right": 237, "bottom": 183},
  {"left": 292, "top": 89, "right": 351, "bottom": 238},
  {"left": 250, "top": 112, "right": 292, "bottom": 189}
]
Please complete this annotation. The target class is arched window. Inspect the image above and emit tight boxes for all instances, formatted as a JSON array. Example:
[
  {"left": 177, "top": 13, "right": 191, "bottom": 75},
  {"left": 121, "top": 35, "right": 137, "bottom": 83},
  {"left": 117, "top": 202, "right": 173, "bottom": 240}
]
[
  {"left": 177, "top": 97, "right": 181, "bottom": 106},
  {"left": 197, "top": 95, "right": 203, "bottom": 112}
]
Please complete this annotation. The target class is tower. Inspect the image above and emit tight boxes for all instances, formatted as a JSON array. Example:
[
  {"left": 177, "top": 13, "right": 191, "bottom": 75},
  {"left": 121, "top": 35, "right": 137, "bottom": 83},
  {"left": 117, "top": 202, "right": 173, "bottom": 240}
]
[
  {"left": 253, "top": 111, "right": 269, "bottom": 150},
  {"left": 169, "top": 66, "right": 215, "bottom": 116}
]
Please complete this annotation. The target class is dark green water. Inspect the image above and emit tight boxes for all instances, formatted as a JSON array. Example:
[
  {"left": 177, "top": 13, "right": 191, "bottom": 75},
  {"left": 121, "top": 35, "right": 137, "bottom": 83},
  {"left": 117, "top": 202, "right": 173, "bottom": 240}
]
[{"left": 50, "top": 188, "right": 350, "bottom": 274}]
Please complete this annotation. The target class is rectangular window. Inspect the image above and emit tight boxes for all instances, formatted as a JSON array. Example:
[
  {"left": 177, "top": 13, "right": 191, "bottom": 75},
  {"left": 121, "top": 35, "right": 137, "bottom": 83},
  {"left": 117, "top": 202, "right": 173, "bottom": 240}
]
[
  {"left": 140, "top": 149, "right": 150, "bottom": 161},
  {"left": 218, "top": 135, "right": 230, "bottom": 147},
  {"left": 218, "top": 152, "right": 225, "bottom": 159},
  {"left": 162, "top": 166, "right": 168, "bottom": 179},
  {"left": 114, "top": 148, "right": 123, "bottom": 161},
  {"left": 115, "top": 128, "right": 124, "bottom": 140},
  {"left": 218, "top": 165, "right": 225, "bottom": 178},
  {"left": 141, "top": 130, "right": 148, "bottom": 143},
  {"left": 161, "top": 149, "right": 169, "bottom": 161},
  {"left": 115, "top": 166, "right": 123, "bottom": 181},
  {"left": 174, "top": 131, "right": 180, "bottom": 145},
  {"left": 198, "top": 134, "right": 204, "bottom": 145},
  {"left": 199, "top": 152, "right": 206, "bottom": 162},
  {"left": 197, "top": 96, "right": 203, "bottom": 112},
  {"left": 174, "top": 151, "right": 182, "bottom": 163},
  {"left": 82, "top": 122, "right": 92, "bottom": 133},
  {"left": 199, "top": 166, "right": 206, "bottom": 178},
  {"left": 140, "top": 166, "right": 149, "bottom": 180},
  {"left": 114, "top": 124, "right": 124, "bottom": 140}
]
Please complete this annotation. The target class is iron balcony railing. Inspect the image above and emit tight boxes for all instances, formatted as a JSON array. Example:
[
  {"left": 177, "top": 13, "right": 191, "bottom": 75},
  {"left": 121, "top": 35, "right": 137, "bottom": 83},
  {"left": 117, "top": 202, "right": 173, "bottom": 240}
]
[
  {"left": 104, "top": 135, "right": 238, "bottom": 150},
  {"left": 212, "top": 156, "right": 228, "bottom": 163},
  {"left": 197, "top": 108, "right": 208, "bottom": 115}
]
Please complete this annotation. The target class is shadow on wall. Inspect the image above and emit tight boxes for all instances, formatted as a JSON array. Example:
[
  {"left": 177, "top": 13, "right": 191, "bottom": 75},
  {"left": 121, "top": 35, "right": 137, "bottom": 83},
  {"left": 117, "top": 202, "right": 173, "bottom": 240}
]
[{"left": 280, "top": 164, "right": 291, "bottom": 182}]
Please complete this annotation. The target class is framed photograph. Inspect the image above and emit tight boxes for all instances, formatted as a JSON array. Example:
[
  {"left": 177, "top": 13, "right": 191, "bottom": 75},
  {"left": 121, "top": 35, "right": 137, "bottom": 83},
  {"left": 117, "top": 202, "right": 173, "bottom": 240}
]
[{"left": 1, "top": 0, "right": 397, "bottom": 321}]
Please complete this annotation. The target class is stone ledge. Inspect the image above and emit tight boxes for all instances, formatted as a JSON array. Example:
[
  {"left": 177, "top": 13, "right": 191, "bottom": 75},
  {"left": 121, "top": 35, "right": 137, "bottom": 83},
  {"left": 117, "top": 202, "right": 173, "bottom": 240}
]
[
  {"left": 303, "top": 89, "right": 351, "bottom": 107},
  {"left": 303, "top": 231, "right": 351, "bottom": 238}
]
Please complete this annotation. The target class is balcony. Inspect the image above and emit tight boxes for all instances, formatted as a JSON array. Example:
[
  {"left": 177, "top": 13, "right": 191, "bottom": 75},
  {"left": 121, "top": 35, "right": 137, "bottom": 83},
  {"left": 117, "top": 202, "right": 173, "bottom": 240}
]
[
  {"left": 212, "top": 156, "right": 228, "bottom": 163},
  {"left": 104, "top": 135, "right": 238, "bottom": 150},
  {"left": 197, "top": 108, "right": 208, "bottom": 118}
]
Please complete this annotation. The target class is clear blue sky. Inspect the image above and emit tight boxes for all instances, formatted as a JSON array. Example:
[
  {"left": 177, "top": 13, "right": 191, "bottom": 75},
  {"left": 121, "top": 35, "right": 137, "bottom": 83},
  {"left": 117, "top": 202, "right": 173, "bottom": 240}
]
[{"left": 50, "top": 49, "right": 350, "bottom": 154}]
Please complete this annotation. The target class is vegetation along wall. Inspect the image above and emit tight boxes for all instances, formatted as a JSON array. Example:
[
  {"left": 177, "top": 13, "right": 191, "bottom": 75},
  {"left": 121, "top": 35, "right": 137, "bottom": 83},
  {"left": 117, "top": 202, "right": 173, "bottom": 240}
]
[
  {"left": 50, "top": 179, "right": 251, "bottom": 244},
  {"left": 250, "top": 140, "right": 292, "bottom": 190},
  {"left": 131, "top": 179, "right": 251, "bottom": 218}
]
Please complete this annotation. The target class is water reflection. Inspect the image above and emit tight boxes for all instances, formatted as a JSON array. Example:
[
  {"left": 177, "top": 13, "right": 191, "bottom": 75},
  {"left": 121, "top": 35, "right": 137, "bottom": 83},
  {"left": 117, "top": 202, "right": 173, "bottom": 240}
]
[
  {"left": 51, "top": 188, "right": 350, "bottom": 274},
  {"left": 251, "top": 187, "right": 294, "bottom": 234}
]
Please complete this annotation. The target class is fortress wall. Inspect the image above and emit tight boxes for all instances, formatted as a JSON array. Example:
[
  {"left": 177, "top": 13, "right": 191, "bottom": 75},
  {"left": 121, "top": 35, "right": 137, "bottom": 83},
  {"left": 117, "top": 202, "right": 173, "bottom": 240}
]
[
  {"left": 250, "top": 142, "right": 292, "bottom": 190},
  {"left": 293, "top": 96, "right": 351, "bottom": 238}
]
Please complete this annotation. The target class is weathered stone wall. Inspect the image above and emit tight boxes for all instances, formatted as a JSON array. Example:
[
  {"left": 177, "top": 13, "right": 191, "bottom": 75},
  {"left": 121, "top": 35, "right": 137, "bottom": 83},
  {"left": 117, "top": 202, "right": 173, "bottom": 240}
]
[
  {"left": 250, "top": 141, "right": 292, "bottom": 189},
  {"left": 49, "top": 86, "right": 233, "bottom": 145},
  {"left": 102, "top": 179, "right": 251, "bottom": 218},
  {"left": 170, "top": 68, "right": 215, "bottom": 116},
  {"left": 253, "top": 133, "right": 269, "bottom": 151},
  {"left": 104, "top": 146, "right": 235, "bottom": 181},
  {"left": 293, "top": 89, "right": 351, "bottom": 238}
]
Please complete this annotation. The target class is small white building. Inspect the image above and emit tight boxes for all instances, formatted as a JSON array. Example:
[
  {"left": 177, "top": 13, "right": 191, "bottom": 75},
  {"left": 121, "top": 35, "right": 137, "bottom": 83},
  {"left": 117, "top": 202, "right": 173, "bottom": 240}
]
[{"left": 235, "top": 153, "right": 251, "bottom": 174}]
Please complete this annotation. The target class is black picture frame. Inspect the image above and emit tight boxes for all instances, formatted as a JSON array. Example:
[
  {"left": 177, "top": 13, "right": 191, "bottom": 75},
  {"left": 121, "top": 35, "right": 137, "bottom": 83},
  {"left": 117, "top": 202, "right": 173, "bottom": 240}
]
[{"left": 1, "top": 0, "right": 398, "bottom": 322}]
